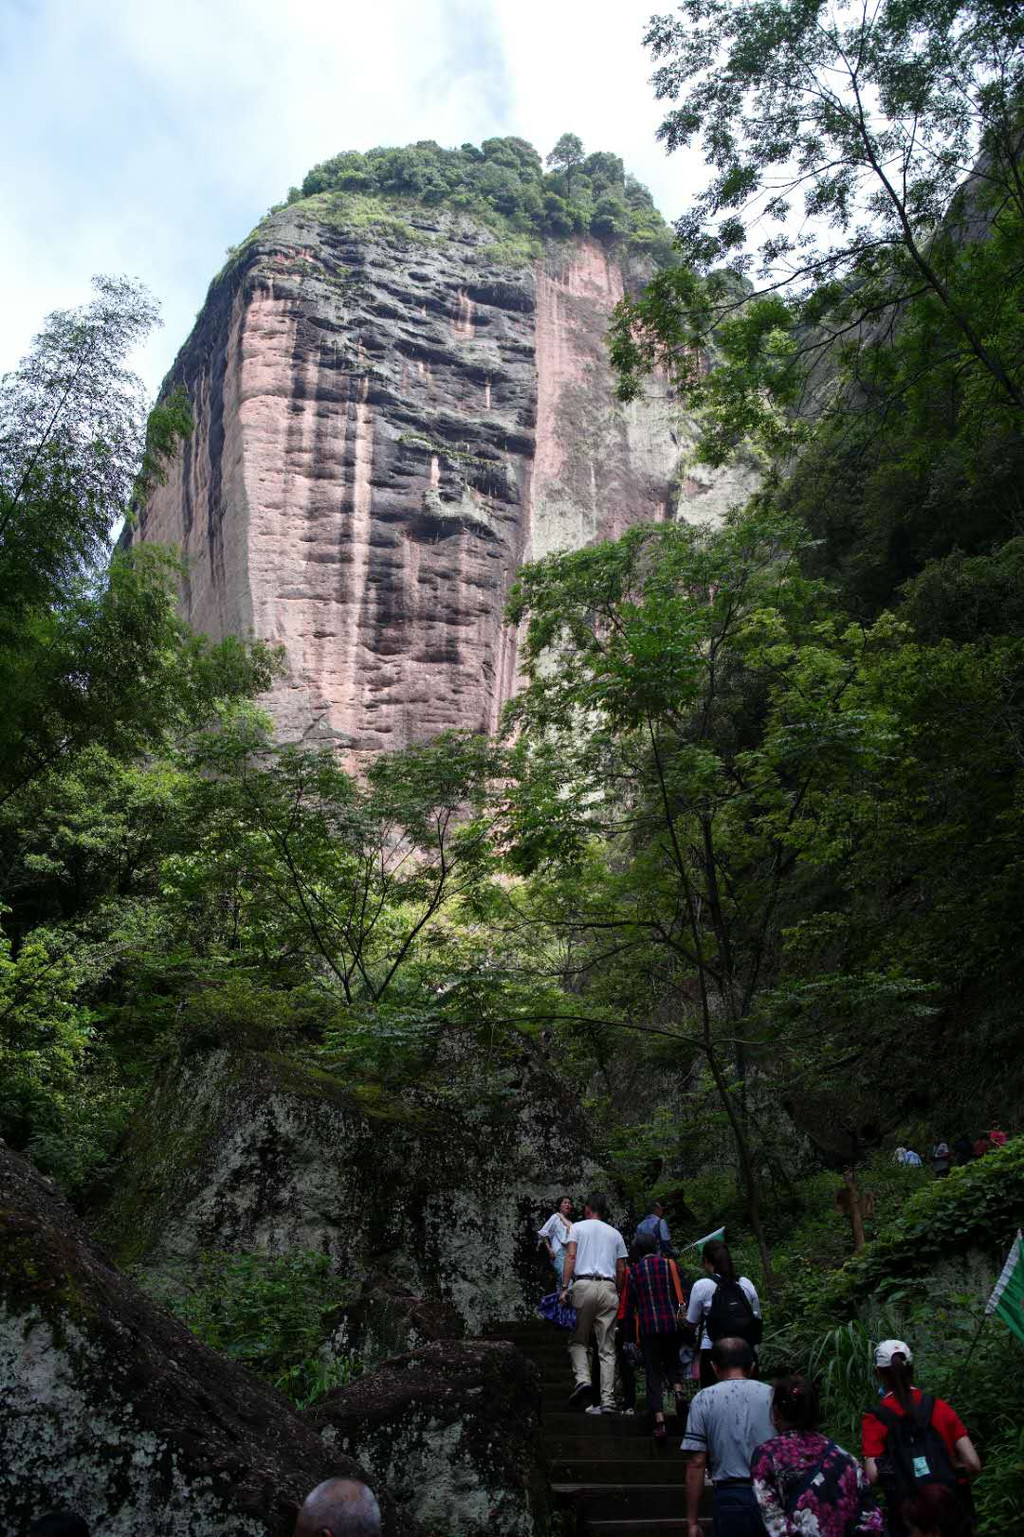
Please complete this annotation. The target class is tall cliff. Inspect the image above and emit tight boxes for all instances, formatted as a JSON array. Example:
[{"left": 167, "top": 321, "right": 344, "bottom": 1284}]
[{"left": 132, "top": 179, "right": 755, "bottom": 754}]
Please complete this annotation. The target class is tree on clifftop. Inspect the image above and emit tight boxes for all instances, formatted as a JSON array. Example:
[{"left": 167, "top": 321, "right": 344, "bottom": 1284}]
[{"left": 546, "top": 133, "right": 586, "bottom": 198}]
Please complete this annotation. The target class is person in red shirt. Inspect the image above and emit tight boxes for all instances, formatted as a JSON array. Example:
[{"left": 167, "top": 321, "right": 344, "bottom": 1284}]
[
  {"left": 861, "top": 1340, "right": 980, "bottom": 1536},
  {"left": 987, "top": 1124, "right": 1007, "bottom": 1148}
]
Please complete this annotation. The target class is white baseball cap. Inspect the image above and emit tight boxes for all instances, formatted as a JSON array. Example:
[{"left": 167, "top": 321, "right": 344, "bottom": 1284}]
[{"left": 874, "top": 1339, "right": 913, "bottom": 1367}]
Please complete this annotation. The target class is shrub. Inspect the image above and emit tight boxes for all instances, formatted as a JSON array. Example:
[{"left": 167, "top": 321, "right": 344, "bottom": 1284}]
[{"left": 164, "top": 1248, "right": 359, "bottom": 1407}]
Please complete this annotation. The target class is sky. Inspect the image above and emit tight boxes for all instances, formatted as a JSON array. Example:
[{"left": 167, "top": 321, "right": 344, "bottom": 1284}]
[{"left": 1, "top": 0, "right": 703, "bottom": 397}]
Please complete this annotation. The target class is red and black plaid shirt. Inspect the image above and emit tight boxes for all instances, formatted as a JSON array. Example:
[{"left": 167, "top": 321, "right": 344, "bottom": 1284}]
[{"left": 622, "top": 1255, "right": 683, "bottom": 1335}]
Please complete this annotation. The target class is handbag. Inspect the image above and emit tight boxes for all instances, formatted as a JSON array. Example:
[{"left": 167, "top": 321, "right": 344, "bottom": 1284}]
[
  {"left": 669, "top": 1259, "right": 689, "bottom": 1331},
  {"left": 538, "top": 1290, "right": 577, "bottom": 1330}
]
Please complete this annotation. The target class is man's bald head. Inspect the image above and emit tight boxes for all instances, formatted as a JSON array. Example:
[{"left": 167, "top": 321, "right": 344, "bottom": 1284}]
[{"left": 294, "top": 1478, "right": 382, "bottom": 1537}]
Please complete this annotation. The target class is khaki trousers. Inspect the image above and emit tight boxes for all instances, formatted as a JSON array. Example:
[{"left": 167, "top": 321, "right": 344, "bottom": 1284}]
[{"left": 569, "top": 1278, "right": 619, "bottom": 1408}]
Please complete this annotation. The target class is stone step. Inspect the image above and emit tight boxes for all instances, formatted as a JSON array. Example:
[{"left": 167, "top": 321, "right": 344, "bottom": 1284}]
[
  {"left": 586, "top": 1521, "right": 712, "bottom": 1535},
  {"left": 553, "top": 1484, "right": 702, "bottom": 1523},
  {"left": 483, "top": 1325, "right": 554, "bottom": 1343},
  {"left": 541, "top": 1412, "right": 657, "bottom": 1439},
  {"left": 550, "top": 1459, "right": 689, "bottom": 1486},
  {"left": 547, "top": 1436, "right": 685, "bottom": 1461}
]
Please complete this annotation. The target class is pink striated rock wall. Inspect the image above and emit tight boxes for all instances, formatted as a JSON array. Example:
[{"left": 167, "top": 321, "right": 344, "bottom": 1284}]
[{"left": 133, "top": 196, "right": 733, "bottom": 758}]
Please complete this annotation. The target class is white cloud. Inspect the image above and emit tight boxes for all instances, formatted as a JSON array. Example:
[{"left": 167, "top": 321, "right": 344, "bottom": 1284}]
[{"left": 0, "top": 0, "right": 704, "bottom": 394}]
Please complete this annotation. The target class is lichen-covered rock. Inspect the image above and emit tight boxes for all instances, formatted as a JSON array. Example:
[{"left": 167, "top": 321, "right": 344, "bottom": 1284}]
[
  {"left": 94, "top": 1047, "right": 597, "bottom": 1335},
  {"left": 309, "top": 1339, "right": 546, "bottom": 1537},
  {"left": 126, "top": 194, "right": 752, "bottom": 758},
  {"left": 0, "top": 1143, "right": 406, "bottom": 1537}
]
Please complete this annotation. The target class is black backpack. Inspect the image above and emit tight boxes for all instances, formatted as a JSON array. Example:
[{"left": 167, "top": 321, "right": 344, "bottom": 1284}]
[
  {"left": 870, "top": 1394, "right": 958, "bottom": 1511},
  {"left": 780, "top": 1440, "right": 849, "bottom": 1519},
  {"left": 705, "top": 1274, "right": 763, "bottom": 1346}
]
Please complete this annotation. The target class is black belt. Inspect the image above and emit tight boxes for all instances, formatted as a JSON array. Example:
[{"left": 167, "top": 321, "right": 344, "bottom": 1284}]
[
  {"left": 715, "top": 1478, "right": 752, "bottom": 1488},
  {"left": 574, "top": 1273, "right": 614, "bottom": 1280}
]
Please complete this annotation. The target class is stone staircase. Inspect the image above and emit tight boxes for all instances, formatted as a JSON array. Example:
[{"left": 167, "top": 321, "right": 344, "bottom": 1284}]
[{"left": 486, "top": 1319, "right": 713, "bottom": 1535}]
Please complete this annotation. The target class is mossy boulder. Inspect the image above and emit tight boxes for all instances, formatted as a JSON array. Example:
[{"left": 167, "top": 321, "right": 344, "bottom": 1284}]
[
  {"left": 0, "top": 1142, "right": 405, "bottom": 1537},
  {"left": 309, "top": 1339, "right": 547, "bottom": 1536},
  {"left": 93, "top": 1047, "right": 596, "bottom": 1333}
]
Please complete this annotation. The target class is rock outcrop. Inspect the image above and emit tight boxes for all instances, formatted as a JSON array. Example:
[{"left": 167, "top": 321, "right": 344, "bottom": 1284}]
[
  {"left": 0, "top": 1142, "right": 408, "bottom": 1537},
  {"left": 93, "top": 1047, "right": 596, "bottom": 1335},
  {"left": 129, "top": 192, "right": 755, "bottom": 756},
  {"left": 310, "top": 1339, "right": 546, "bottom": 1537}
]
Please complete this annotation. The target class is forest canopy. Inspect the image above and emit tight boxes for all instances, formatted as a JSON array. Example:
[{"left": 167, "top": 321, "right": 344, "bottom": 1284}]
[{"left": 287, "top": 135, "right": 677, "bottom": 262}]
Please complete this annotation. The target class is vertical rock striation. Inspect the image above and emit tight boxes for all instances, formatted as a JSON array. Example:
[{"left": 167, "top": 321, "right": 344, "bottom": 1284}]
[{"left": 132, "top": 193, "right": 750, "bottom": 755}]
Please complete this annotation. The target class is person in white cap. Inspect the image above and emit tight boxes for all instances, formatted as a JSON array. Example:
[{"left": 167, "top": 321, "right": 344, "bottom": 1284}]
[{"left": 861, "top": 1340, "right": 980, "bottom": 1536}]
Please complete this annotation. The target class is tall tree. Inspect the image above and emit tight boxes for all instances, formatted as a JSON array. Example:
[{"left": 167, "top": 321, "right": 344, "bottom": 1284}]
[
  {"left": 611, "top": 0, "right": 1024, "bottom": 459},
  {"left": 546, "top": 133, "right": 586, "bottom": 199},
  {"left": 502, "top": 509, "right": 917, "bottom": 1284},
  {"left": 0, "top": 277, "right": 275, "bottom": 808}
]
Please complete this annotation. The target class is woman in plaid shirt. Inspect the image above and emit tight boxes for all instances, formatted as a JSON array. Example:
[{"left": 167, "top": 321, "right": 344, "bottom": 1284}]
[{"left": 621, "top": 1230, "right": 689, "bottom": 1441}]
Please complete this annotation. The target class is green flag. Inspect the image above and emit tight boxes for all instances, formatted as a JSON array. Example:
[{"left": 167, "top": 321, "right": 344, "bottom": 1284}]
[
  {"left": 689, "top": 1225, "right": 726, "bottom": 1252},
  {"left": 986, "top": 1230, "right": 1024, "bottom": 1347}
]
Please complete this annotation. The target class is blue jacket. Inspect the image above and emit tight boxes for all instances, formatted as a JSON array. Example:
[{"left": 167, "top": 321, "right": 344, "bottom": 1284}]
[{"left": 634, "top": 1213, "right": 674, "bottom": 1255}]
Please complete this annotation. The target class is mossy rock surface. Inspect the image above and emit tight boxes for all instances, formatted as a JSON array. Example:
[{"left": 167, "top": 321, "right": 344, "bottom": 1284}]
[
  {"left": 93, "top": 1046, "right": 597, "bottom": 1332},
  {"left": 0, "top": 1142, "right": 410, "bottom": 1537},
  {"left": 310, "top": 1338, "right": 547, "bottom": 1537}
]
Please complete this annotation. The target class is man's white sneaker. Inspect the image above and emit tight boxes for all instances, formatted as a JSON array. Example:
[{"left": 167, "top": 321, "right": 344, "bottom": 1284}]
[{"left": 585, "top": 1404, "right": 614, "bottom": 1415}]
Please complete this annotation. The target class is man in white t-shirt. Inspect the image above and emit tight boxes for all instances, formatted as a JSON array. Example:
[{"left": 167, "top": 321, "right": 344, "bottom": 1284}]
[{"left": 559, "top": 1192, "right": 627, "bottom": 1412}]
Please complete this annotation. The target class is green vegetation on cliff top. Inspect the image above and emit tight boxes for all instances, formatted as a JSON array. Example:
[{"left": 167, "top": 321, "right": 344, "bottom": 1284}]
[{"left": 279, "top": 135, "right": 676, "bottom": 265}]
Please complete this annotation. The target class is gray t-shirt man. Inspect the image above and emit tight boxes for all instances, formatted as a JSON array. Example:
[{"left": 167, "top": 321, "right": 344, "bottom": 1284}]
[{"left": 681, "top": 1377, "right": 775, "bottom": 1481}]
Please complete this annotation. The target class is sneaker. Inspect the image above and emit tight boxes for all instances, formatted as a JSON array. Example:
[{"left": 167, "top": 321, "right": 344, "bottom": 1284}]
[
  {"left": 568, "top": 1382, "right": 593, "bottom": 1409},
  {"left": 618, "top": 1407, "right": 636, "bottom": 1416},
  {"left": 585, "top": 1404, "right": 614, "bottom": 1415}
]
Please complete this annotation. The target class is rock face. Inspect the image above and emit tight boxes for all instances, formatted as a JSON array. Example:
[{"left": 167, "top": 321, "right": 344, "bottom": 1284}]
[
  {"left": 310, "top": 1340, "right": 547, "bottom": 1537},
  {"left": 94, "top": 1047, "right": 597, "bottom": 1335},
  {"left": 0, "top": 1142, "right": 407, "bottom": 1537},
  {"left": 130, "top": 194, "right": 754, "bottom": 755}
]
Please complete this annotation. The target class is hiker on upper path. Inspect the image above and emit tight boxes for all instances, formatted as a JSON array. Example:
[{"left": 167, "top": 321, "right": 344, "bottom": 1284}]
[
  {"left": 682, "top": 1336, "right": 774, "bottom": 1537},
  {"left": 750, "top": 1373, "right": 882, "bottom": 1537},
  {"left": 621, "top": 1229, "right": 687, "bottom": 1442},
  {"left": 931, "top": 1139, "right": 951, "bottom": 1178},
  {"left": 861, "top": 1339, "right": 981, "bottom": 1537},
  {"left": 559, "top": 1191, "right": 627, "bottom": 1415},
  {"left": 537, "top": 1196, "right": 574, "bottom": 1282},
  {"left": 684, "top": 1239, "right": 763, "bottom": 1388},
  {"left": 634, "top": 1197, "right": 675, "bottom": 1255}
]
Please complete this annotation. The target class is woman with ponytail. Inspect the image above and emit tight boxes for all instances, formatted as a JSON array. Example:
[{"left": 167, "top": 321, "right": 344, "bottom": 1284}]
[
  {"left": 861, "top": 1341, "right": 980, "bottom": 1536},
  {"left": 751, "top": 1375, "right": 882, "bottom": 1535},
  {"left": 684, "top": 1239, "right": 763, "bottom": 1387}
]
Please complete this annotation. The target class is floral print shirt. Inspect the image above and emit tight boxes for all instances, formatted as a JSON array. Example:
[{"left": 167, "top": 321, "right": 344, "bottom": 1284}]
[{"left": 751, "top": 1430, "right": 883, "bottom": 1537}]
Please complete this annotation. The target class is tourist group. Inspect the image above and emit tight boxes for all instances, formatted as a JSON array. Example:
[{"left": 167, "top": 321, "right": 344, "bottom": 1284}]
[{"left": 537, "top": 1193, "right": 982, "bottom": 1537}]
